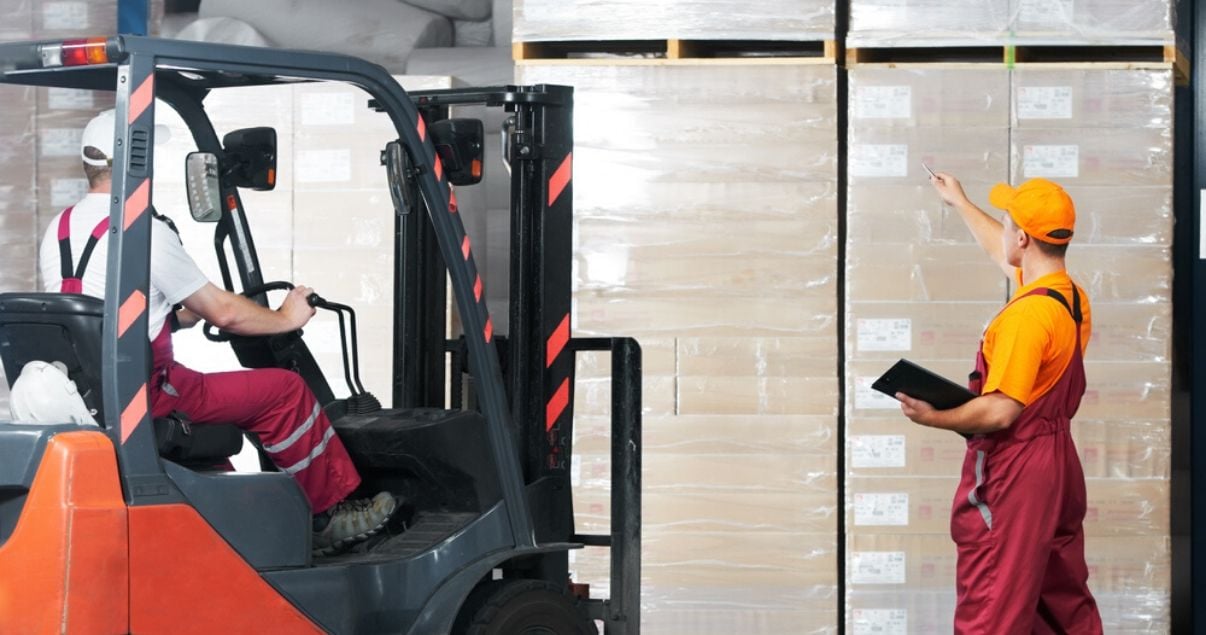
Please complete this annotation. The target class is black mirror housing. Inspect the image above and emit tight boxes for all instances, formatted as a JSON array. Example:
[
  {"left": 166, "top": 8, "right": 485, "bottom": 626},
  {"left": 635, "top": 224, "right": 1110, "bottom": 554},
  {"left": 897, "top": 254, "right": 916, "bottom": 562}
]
[
  {"left": 222, "top": 126, "right": 277, "bottom": 191},
  {"left": 429, "top": 118, "right": 484, "bottom": 186}
]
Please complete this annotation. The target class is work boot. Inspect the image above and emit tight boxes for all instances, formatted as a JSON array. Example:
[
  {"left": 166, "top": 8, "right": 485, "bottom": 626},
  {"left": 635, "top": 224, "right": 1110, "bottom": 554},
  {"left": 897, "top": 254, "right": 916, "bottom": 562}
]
[{"left": 312, "top": 491, "right": 397, "bottom": 556}]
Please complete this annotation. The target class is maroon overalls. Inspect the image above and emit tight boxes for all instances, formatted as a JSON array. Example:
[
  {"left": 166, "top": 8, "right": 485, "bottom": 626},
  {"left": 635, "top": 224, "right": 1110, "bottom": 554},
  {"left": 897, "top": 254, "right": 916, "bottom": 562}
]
[
  {"left": 57, "top": 207, "right": 360, "bottom": 514},
  {"left": 951, "top": 285, "right": 1103, "bottom": 634}
]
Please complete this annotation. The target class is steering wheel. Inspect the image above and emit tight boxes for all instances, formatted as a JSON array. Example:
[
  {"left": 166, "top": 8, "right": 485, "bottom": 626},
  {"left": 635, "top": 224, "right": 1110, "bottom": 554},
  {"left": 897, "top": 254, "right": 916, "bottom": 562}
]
[{"left": 202, "top": 281, "right": 319, "bottom": 342}]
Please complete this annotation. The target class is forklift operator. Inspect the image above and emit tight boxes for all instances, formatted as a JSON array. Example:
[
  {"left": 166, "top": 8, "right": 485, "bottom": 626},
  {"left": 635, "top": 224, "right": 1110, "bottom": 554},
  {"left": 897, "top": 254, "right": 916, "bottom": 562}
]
[{"left": 37, "top": 109, "right": 396, "bottom": 556}]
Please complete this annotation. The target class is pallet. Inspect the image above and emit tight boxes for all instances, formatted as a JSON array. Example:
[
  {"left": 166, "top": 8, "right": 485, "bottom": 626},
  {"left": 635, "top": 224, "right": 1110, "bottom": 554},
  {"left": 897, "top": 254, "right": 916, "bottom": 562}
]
[
  {"left": 513, "top": 39, "right": 839, "bottom": 66},
  {"left": 846, "top": 43, "right": 1189, "bottom": 85}
]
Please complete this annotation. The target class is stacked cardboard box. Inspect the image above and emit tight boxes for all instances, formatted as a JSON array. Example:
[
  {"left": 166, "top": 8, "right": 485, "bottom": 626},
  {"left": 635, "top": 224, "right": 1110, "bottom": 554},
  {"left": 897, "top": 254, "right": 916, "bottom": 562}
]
[
  {"left": 1012, "top": 66, "right": 1173, "bottom": 630},
  {"left": 517, "top": 62, "right": 840, "bottom": 633},
  {"left": 848, "top": 0, "right": 1175, "bottom": 47},
  {"left": 845, "top": 67, "right": 1010, "bottom": 633},
  {"left": 512, "top": 0, "right": 834, "bottom": 42},
  {"left": 844, "top": 65, "right": 1172, "bottom": 632}
]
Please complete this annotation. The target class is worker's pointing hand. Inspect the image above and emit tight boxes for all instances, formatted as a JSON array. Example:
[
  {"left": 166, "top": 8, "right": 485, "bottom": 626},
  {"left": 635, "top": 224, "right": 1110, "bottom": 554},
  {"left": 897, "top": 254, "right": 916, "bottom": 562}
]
[
  {"left": 929, "top": 171, "right": 972, "bottom": 210},
  {"left": 279, "top": 285, "right": 318, "bottom": 330},
  {"left": 896, "top": 392, "right": 936, "bottom": 426}
]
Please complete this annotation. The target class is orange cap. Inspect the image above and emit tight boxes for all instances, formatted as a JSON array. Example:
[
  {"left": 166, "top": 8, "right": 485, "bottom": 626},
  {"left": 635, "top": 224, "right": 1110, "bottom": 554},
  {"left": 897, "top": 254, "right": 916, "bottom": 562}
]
[{"left": 988, "top": 178, "right": 1076, "bottom": 245}]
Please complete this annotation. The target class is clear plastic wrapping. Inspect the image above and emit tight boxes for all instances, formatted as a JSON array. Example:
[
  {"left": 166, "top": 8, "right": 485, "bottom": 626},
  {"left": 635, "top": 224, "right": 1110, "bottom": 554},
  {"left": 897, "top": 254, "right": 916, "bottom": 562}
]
[
  {"left": 519, "top": 62, "right": 840, "bottom": 633},
  {"left": 848, "top": 0, "right": 1174, "bottom": 47},
  {"left": 845, "top": 66, "right": 1172, "bottom": 632},
  {"left": 513, "top": 0, "right": 834, "bottom": 42}
]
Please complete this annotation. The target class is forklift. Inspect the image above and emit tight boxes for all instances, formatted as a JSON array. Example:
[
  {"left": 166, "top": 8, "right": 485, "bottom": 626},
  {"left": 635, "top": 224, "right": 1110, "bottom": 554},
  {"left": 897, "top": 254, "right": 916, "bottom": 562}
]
[{"left": 0, "top": 36, "right": 641, "bottom": 634}]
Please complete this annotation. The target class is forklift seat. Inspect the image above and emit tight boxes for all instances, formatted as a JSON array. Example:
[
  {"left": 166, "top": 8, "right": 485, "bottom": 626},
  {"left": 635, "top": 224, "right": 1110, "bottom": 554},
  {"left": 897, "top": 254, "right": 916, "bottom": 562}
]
[{"left": 0, "top": 293, "right": 242, "bottom": 464}]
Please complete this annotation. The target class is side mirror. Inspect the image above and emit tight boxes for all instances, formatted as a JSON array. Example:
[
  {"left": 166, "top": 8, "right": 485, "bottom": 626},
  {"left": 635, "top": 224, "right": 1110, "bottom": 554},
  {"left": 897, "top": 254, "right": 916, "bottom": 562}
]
[
  {"left": 429, "top": 118, "right": 484, "bottom": 186},
  {"left": 222, "top": 127, "right": 277, "bottom": 191},
  {"left": 185, "top": 152, "right": 222, "bottom": 223}
]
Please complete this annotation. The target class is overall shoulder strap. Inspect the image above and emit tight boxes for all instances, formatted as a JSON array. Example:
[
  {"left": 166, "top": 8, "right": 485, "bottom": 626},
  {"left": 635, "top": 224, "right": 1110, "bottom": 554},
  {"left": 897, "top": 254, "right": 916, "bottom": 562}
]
[{"left": 56, "top": 206, "right": 76, "bottom": 284}]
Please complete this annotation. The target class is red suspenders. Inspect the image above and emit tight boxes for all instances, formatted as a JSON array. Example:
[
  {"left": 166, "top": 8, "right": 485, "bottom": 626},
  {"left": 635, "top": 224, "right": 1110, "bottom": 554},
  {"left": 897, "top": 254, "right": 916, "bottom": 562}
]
[{"left": 56, "top": 206, "right": 110, "bottom": 294}]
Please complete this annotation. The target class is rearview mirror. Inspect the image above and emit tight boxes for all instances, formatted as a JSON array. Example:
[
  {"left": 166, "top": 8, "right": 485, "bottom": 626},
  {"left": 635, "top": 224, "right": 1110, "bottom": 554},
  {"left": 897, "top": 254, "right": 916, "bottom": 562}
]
[
  {"left": 185, "top": 152, "right": 222, "bottom": 223},
  {"left": 222, "top": 127, "right": 277, "bottom": 191},
  {"left": 429, "top": 118, "right": 484, "bottom": 186}
]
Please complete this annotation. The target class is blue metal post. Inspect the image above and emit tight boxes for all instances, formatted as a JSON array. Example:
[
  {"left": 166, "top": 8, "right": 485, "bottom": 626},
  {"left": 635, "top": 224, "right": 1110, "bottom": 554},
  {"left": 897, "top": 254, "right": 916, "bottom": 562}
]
[{"left": 117, "top": 0, "right": 149, "bottom": 36}]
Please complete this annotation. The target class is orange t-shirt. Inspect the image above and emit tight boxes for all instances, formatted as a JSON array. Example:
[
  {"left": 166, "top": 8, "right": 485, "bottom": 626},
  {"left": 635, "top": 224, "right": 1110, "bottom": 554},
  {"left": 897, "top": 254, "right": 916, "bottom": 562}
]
[{"left": 980, "top": 270, "right": 1092, "bottom": 406}]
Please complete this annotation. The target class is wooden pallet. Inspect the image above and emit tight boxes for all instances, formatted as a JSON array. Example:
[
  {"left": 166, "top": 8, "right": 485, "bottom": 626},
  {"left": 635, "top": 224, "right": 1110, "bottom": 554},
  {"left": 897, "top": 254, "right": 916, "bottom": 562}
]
[
  {"left": 514, "top": 39, "right": 839, "bottom": 66},
  {"left": 846, "top": 43, "right": 1189, "bottom": 85}
]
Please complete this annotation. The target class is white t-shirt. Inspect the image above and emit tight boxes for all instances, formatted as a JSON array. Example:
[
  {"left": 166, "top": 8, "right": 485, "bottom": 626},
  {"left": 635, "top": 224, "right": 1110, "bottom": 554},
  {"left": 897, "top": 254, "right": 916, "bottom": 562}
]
[{"left": 39, "top": 192, "right": 209, "bottom": 340}]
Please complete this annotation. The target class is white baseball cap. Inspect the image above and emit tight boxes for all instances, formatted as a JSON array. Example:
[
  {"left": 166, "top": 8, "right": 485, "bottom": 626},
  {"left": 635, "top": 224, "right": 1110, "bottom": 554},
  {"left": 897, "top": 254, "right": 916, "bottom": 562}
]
[{"left": 80, "top": 108, "right": 116, "bottom": 167}]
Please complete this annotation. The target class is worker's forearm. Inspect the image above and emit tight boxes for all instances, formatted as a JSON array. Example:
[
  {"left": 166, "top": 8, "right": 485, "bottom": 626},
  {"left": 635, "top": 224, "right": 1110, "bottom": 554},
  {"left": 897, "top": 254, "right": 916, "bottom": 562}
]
[
  {"left": 214, "top": 293, "right": 299, "bottom": 336},
  {"left": 953, "top": 200, "right": 1006, "bottom": 265},
  {"left": 915, "top": 394, "right": 1015, "bottom": 436}
]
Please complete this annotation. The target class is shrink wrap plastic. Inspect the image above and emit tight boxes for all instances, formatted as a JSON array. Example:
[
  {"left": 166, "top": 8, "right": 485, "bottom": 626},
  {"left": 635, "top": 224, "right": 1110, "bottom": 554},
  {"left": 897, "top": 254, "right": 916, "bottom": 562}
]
[
  {"left": 513, "top": 0, "right": 834, "bottom": 43},
  {"left": 520, "top": 62, "right": 841, "bottom": 632},
  {"left": 845, "top": 66, "right": 1172, "bottom": 632},
  {"left": 849, "top": 0, "right": 1174, "bottom": 47}
]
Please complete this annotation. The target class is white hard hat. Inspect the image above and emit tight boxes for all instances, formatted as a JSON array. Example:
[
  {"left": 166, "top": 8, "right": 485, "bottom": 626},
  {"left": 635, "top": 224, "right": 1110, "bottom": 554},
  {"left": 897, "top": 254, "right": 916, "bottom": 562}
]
[
  {"left": 8, "top": 361, "right": 99, "bottom": 426},
  {"left": 80, "top": 108, "right": 116, "bottom": 167}
]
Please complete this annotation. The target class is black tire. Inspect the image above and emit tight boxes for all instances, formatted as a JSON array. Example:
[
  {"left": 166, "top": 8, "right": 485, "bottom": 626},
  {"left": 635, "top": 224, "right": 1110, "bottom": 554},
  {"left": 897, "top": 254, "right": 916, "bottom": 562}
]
[{"left": 452, "top": 580, "right": 598, "bottom": 635}]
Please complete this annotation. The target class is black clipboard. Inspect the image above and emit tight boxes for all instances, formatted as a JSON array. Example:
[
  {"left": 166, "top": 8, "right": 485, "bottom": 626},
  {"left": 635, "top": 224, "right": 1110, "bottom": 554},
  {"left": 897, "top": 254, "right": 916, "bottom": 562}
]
[{"left": 872, "top": 359, "right": 977, "bottom": 410}]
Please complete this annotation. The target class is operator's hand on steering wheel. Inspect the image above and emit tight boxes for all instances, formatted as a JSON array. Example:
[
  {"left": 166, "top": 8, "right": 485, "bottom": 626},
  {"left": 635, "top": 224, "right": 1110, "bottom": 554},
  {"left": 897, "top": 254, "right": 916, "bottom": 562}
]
[{"left": 278, "top": 285, "right": 318, "bottom": 331}]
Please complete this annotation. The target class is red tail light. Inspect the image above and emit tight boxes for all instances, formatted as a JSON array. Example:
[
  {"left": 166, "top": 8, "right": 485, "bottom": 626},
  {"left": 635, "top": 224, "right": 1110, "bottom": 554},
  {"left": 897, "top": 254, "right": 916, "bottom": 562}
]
[{"left": 40, "top": 37, "right": 109, "bottom": 67}]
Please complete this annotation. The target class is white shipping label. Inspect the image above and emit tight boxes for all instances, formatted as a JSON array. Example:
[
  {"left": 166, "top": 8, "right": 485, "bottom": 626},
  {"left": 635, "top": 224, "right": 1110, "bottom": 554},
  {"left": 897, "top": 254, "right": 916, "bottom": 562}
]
[
  {"left": 300, "top": 92, "right": 356, "bottom": 126},
  {"left": 853, "top": 609, "right": 909, "bottom": 635},
  {"left": 850, "top": 144, "right": 908, "bottom": 178},
  {"left": 854, "top": 492, "right": 910, "bottom": 526},
  {"left": 46, "top": 88, "right": 94, "bottom": 110},
  {"left": 1018, "top": 0, "right": 1072, "bottom": 24},
  {"left": 40, "top": 128, "right": 84, "bottom": 157},
  {"left": 1023, "top": 145, "right": 1079, "bottom": 178},
  {"left": 850, "top": 551, "right": 907, "bottom": 585},
  {"left": 50, "top": 178, "right": 88, "bottom": 207},
  {"left": 1016, "top": 86, "right": 1073, "bottom": 120},
  {"left": 296, "top": 149, "right": 352, "bottom": 183},
  {"left": 42, "top": 2, "right": 88, "bottom": 30},
  {"left": 855, "top": 376, "right": 900, "bottom": 411},
  {"left": 851, "top": 435, "right": 907, "bottom": 469},
  {"left": 857, "top": 318, "right": 911, "bottom": 352},
  {"left": 853, "top": 86, "right": 912, "bottom": 119}
]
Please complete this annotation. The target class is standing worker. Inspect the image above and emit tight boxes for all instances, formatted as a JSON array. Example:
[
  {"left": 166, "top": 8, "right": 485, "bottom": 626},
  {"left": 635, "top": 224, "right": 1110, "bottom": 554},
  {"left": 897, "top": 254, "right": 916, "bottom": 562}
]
[{"left": 895, "top": 173, "right": 1103, "bottom": 633}]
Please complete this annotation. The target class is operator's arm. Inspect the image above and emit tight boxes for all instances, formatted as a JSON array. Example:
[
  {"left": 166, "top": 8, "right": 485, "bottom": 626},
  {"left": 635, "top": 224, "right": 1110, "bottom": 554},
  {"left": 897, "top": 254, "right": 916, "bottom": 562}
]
[
  {"left": 930, "top": 172, "right": 1012, "bottom": 278},
  {"left": 181, "top": 283, "right": 316, "bottom": 336},
  {"left": 896, "top": 391, "right": 1024, "bottom": 436}
]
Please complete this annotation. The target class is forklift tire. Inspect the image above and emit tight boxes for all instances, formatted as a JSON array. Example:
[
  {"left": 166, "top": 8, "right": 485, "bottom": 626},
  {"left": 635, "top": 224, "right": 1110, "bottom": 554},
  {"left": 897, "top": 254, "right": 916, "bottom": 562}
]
[{"left": 453, "top": 580, "right": 598, "bottom": 635}]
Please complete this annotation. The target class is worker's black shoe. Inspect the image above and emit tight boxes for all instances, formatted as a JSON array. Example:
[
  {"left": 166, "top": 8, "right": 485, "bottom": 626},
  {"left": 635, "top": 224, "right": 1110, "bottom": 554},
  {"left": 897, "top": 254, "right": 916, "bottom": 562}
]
[{"left": 313, "top": 491, "right": 397, "bottom": 556}]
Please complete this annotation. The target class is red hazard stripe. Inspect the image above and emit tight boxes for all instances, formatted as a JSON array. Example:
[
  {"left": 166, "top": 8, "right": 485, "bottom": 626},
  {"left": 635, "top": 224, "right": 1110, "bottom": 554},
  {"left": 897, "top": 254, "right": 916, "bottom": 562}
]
[
  {"left": 128, "top": 75, "right": 154, "bottom": 124},
  {"left": 417, "top": 114, "right": 426, "bottom": 142},
  {"left": 484, "top": 316, "right": 494, "bottom": 343},
  {"left": 548, "top": 153, "right": 572, "bottom": 206},
  {"left": 117, "top": 290, "right": 147, "bottom": 339},
  {"left": 124, "top": 179, "right": 149, "bottom": 230},
  {"left": 120, "top": 383, "right": 148, "bottom": 444},
  {"left": 449, "top": 189, "right": 459, "bottom": 213},
  {"left": 546, "top": 313, "right": 570, "bottom": 368},
  {"left": 545, "top": 378, "right": 570, "bottom": 431},
  {"left": 461, "top": 235, "right": 471, "bottom": 260},
  {"left": 434, "top": 156, "right": 444, "bottom": 182},
  {"left": 474, "top": 275, "right": 483, "bottom": 302}
]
